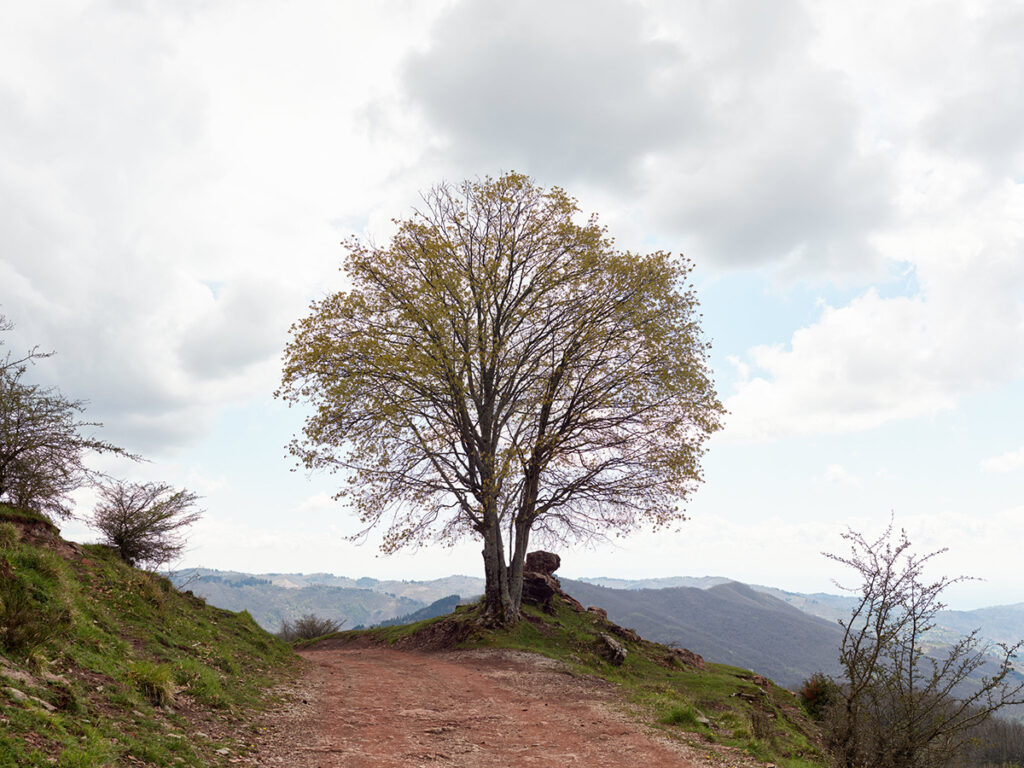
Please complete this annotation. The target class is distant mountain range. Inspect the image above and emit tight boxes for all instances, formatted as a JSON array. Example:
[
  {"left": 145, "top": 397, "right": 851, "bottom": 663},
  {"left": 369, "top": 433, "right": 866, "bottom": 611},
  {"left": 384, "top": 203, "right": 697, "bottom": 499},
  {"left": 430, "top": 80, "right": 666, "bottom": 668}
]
[
  {"left": 171, "top": 567, "right": 1023, "bottom": 692},
  {"left": 563, "top": 578, "right": 844, "bottom": 687},
  {"left": 170, "top": 569, "right": 481, "bottom": 631}
]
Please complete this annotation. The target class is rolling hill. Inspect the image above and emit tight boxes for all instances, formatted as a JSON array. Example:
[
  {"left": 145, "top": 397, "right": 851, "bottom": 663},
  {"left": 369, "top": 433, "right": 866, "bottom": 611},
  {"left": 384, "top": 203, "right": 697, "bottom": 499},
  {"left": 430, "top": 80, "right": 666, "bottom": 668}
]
[{"left": 562, "top": 578, "right": 846, "bottom": 687}]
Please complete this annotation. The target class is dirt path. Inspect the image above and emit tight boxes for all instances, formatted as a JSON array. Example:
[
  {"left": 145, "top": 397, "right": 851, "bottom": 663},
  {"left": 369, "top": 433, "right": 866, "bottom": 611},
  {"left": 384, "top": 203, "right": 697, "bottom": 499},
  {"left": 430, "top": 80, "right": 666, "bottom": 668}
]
[{"left": 253, "top": 645, "right": 726, "bottom": 767}]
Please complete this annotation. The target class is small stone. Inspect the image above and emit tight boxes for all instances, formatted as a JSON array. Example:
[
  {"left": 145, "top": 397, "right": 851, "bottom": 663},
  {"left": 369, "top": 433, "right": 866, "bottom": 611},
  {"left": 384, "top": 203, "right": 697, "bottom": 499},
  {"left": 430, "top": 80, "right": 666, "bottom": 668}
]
[
  {"left": 598, "top": 633, "right": 628, "bottom": 665},
  {"left": 3, "top": 687, "right": 29, "bottom": 704},
  {"left": 1, "top": 669, "right": 35, "bottom": 685},
  {"left": 4, "top": 687, "right": 55, "bottom": 712},
  {"left": 215, "top": 747, "right": 231, "bottom": 755}
]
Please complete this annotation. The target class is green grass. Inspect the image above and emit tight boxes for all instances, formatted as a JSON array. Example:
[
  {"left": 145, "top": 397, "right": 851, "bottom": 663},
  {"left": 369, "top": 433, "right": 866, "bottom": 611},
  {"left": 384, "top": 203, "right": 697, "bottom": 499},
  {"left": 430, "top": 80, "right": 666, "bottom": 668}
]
[
  {"left": 0, "top": 504, "right": 299, "bottom": 767},
  {"left": 328, "top": 597, "right": 827, "bottom": 768}
]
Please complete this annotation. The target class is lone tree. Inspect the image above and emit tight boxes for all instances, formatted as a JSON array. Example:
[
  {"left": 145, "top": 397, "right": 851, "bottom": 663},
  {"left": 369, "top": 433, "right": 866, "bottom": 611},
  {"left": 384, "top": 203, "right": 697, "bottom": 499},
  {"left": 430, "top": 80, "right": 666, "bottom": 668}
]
[
  {"left": 824, "top": 522, "right": 1024, "bottom": 768},
  {"left": 0, "top": 314, "right": 135, "bottom": 518},
  {"left": 279, "top": 173, "right": 724, "bottom": 624},
  {"left": 92, "top": 480, "right": 203, "bottom": 568}
]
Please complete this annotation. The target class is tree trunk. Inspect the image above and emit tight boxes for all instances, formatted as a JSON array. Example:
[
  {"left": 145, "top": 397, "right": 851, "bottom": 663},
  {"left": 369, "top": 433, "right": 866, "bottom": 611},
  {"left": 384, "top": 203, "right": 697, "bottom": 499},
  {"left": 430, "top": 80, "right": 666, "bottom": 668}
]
[
  {"left": 480, "top": 513, "right": 515, "bottom": 625},
  {"left": 507, "top": 516, "right": 531, "bottom": 616}
]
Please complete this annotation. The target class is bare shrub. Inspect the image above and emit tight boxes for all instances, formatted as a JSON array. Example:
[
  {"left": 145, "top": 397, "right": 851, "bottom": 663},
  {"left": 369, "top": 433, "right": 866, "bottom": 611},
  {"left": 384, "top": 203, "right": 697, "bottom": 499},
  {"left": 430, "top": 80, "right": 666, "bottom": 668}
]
[
  {"left": 277, "top": 613, "right": 345, "bottom": 642},
  {"left": 91, "top": 480, "right": 202, "bottom": 569},
  {"left": 823, "top": 521, "right": 1024, "bottom": 768}
]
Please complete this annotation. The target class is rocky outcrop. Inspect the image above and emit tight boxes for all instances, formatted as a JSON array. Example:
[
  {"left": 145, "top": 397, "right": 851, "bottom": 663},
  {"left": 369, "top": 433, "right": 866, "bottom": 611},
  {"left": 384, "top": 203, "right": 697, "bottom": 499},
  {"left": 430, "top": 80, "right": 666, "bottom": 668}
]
[
  {"left": 521, "top": 550, "right": 584, "bottom": 613},
  {"left": 521, "top": 572, "right": 559, "bottom": 606},
  {"left": 525, "top": 551, "right": 560, "bottom": 576},
  {"left": 520, "top": 551, "right": 704, "bottom": 673}
]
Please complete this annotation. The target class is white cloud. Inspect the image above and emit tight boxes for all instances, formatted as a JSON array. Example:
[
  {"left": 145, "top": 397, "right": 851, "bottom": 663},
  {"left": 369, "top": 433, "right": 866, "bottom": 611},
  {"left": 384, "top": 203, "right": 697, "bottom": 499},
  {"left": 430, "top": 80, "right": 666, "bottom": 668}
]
[
  {"left": 403, "top": 0, "right": 707, "bottom": 184},
  {"left": 723, "top": 158, "right": 1024, "bottom": 440},
  {"left": 0, "top": 2, "right": 442, "bottom": 456},
  {"left": 981, "top": 447, "right": 1024, "bottom": 474},
  {"left": 821, "top": 464, "right": 860, "bottom": 486},
  {"left": 401, "top": 0, "right": 893, "bottom": 274}
]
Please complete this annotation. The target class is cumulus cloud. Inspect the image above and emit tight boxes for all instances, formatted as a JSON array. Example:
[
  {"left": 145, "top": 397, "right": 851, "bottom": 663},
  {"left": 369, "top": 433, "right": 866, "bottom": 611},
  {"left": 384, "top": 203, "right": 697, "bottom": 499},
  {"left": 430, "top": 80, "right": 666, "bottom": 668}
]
[
  {"left": 178, "top": 277, "right": 293, "bottom": 380},
  {"left": 980, "top": 447, "right": 1024, "bottom": 474},
  {"left": 403, "top": 0, "right": 708, "bottom": 184},
  {"left": 0, "top": 2, "right": 419, "bottom": 455},
  {"left": 725, "top": 243, "right": 1024, "bottom": 440},
  {"left": 923, "top": 4, "right": 1024, "bottom": 176},
  {"left": 722, "top": 105, "right": 1024, "bottom": 441},
  {"left": 401, "top": 0, "right": 893, "bottom": 274},
  {"left": 821, "top": 464, "right": 860, "bottom": 486}
]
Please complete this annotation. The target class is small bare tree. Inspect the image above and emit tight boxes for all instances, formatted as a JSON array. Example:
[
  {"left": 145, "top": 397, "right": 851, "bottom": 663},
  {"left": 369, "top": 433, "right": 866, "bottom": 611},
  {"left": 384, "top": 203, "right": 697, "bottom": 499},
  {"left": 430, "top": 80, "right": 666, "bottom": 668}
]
[
  {"left": 824, "top": 522, "right": 1024, "bottom": 768},
  {"left": 92, "top": 480, "right": 203, "bottom": 568},
  {"left": 0, "top": 313, "right": 137, "bottom": 518}
]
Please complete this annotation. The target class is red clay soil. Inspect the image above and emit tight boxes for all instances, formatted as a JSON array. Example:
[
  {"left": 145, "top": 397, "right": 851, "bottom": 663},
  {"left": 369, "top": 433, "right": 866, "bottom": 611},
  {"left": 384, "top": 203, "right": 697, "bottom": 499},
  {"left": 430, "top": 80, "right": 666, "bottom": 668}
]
[{"left": 252, "top": 646, "right": 754, "bottom": 768}]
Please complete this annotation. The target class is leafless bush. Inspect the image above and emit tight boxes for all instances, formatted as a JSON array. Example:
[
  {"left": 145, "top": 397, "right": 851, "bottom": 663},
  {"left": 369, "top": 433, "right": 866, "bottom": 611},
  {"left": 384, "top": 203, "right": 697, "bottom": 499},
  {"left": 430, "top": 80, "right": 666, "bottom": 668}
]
[
  {"left": 823, "top": 521, "right": 1024, "bottom": 768},
  {"left": 277, "top": 613, "right": 345, "bottom": 642},
  {"left": 92, "top": 480, "right": 202, "bottom": 568}
]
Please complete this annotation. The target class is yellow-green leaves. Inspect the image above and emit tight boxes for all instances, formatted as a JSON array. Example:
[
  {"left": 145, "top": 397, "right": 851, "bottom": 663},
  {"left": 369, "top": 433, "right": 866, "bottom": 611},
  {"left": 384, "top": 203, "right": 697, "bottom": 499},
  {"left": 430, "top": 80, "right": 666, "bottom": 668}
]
[{"left": 278, "top": 173, "right": 724, "bottom": 554}]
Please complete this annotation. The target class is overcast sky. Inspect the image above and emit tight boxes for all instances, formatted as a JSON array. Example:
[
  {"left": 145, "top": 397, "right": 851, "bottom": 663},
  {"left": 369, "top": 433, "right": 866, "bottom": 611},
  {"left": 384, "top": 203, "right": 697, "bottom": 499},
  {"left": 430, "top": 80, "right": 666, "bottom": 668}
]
[{"left": 3, "top": 0, "right": 1022, "bottom": 609}]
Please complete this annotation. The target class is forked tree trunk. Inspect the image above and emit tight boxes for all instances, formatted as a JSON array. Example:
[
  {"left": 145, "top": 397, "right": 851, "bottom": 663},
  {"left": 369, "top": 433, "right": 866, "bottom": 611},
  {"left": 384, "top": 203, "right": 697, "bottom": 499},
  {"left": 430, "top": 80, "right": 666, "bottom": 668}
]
[{"left": 480, "top": 514, "right": 533, "bottom": 625}]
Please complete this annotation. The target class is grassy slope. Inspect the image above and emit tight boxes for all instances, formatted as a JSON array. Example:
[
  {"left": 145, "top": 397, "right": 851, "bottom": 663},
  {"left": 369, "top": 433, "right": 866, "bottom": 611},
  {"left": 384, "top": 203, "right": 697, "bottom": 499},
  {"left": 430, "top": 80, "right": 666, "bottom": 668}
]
[
  {"left": 0, "top": 505, "right": 299, "bottom": 768},
  {"left": 321, "top": 595, "right": 828, "bottom": 768}
]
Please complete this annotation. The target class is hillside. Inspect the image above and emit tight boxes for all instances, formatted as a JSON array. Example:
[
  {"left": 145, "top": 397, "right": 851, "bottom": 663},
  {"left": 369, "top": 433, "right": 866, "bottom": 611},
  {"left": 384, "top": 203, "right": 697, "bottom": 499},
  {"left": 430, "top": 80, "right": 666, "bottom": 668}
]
[
  {"left": 376, "top": 594, "right": 463, "bottom": 628},
  {"left": 562, "top": 578, "right": 845, "bottom": 687},
  {"left": 0, "top": 505, "right": 298, "bottom": 767},
  {"left": 576, "top": 575, "right": 735, "bottom": 590}
]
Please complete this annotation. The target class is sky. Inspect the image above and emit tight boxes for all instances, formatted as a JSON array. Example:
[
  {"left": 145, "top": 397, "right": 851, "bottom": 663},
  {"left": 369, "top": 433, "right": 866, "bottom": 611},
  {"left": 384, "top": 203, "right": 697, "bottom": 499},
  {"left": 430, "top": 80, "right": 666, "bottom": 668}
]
[{"left": 2, "top": 0, "right": 1022, "bottom": 609}]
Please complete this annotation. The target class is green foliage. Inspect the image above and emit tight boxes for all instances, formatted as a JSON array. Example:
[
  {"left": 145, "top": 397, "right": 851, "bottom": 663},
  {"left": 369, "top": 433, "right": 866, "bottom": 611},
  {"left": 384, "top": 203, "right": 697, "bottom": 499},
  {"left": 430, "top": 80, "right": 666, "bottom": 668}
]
[
  {"left": 0, "top": 520, "right": 18, "bottom": 548},
  {"left": 0, "top": 503, "right": 57, "bottom": 529},
  {"left": 0, "top": 573, "right": 71, "bottom": 655},
  {"left": 800, "top": 673, "right": 838, "bottom": 720},
  {"left": 128, "top": 660, "right": 175, "bottom": 706},
  {"left": 660, "top": 703, "right": 708, "bottom": 729}
]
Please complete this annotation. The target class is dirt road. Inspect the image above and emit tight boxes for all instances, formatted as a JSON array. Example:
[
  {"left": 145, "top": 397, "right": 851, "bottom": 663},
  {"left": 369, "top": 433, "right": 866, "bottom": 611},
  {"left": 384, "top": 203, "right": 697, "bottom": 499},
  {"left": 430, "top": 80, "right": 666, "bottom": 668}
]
[{"left": 253, "top": 645, "right": 729, "bottom": 767}]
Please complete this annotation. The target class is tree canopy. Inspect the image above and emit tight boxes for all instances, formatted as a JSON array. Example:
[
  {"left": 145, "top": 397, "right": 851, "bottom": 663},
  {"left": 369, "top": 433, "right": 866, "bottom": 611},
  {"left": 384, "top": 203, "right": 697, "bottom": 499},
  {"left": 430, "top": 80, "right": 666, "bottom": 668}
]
[{"left": 279, "top": 173, "right": 724, "bottom": 623}]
